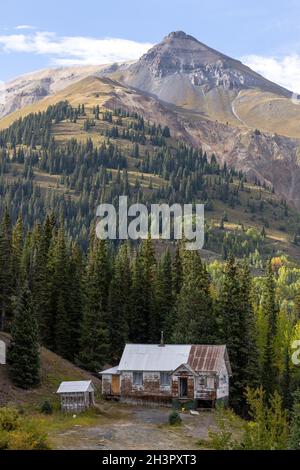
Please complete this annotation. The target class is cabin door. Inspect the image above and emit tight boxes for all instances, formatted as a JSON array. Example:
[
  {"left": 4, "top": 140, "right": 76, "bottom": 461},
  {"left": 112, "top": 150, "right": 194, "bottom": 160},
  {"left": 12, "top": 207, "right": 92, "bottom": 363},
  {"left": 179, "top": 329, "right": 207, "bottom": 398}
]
[
  {"left": 112, "top": 375, "right": 120, "bottom": 395},
  {"left": 179, "top": 377, "right": 188, "bottom": 397}
]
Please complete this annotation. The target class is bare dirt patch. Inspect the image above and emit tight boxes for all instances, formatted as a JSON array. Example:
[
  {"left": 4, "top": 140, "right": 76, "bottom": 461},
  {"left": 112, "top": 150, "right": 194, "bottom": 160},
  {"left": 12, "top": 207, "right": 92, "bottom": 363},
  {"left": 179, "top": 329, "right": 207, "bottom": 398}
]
[{"left": 50, "top": 404, "right": 217, "bottom": 450}]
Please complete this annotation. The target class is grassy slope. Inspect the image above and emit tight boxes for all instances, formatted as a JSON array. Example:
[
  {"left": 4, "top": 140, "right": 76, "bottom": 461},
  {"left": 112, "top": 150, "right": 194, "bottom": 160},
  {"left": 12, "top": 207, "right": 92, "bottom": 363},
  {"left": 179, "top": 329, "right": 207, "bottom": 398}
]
[{"left": 0, "top": 333, "right": 101, "bottom": 409}]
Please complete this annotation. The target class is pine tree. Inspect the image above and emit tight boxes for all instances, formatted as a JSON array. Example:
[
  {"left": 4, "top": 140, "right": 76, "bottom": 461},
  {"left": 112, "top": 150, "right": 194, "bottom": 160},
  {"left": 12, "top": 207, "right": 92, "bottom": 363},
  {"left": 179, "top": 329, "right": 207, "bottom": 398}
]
[
  {"left": 281, "top": 345, "right": 293, "bottom": 411},
  {"left": 11, "top": 213, "right": 23, "bottom": 289},
  {"left": 239, "top": 263, "right": 259, "bottom": 411},
  {"left": 67, "top": 243, "right": 83, "bottom": 361},
  {"left": 217, "top": 256, "right": 244, "bottom": 410},
  {"left": 154, "top": 250, "right": 174, "bottom": 342},
  {"left": 31, "top": 222, "right": 50, "bottom": 342},
  {"left": 131, "top": 239, "right": 157, "bottom": 343},
  {"left": 289, "top": 390, "right": 300, "bottom": 449},
  {"left": 108, "top": 244, "right": 131, "bottom": 361},
  {"left": 78, "top": 239, "right": 110, "bottom": 371},
  {"left": 262, "top": 260, "right": 278, "bottom": 401},
  {"left": 54, "top": 228, "right": 82, "bottom": 361},
  {"left": 294, "top": 287, "right": 300, "bottom": 321},
  {"left": 172, "top": 251, "right": 215, "bottom": 344},
  {"left": 172, "top": 245, "right": 183, "bottom": 298},
  {"left": 8, "top": 284, "right": 40, "bottom": 388},
  {"left": 130, "top": 250, "right": 149, "bottom": 342},
  {"left": 45, "top": 224, "right": 70, "bottom": 354},
  {"left": 0, "top": 210, "right": 13, "bottom": 331}
]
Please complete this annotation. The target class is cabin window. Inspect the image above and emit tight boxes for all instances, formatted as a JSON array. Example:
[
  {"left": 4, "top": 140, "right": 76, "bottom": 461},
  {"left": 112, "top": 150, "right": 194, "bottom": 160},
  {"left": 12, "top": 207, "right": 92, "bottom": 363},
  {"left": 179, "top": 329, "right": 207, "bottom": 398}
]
[
  {"left": 133, "top": 372, "right": 143, "bottom": 385},
  {"left": 160, "top": 372, "right": 171, "bottom": 387},
  {"left": 199, "top": 376, "right": 205, "bottom": 386},
  {"left": 206, "top": 377, "right": 215, "bottom": 389}
]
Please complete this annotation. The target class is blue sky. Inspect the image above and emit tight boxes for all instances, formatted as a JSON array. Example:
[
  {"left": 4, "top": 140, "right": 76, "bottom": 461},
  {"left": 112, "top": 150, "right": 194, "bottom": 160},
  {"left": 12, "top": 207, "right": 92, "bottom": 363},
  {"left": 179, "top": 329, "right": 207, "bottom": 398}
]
[{"left": 1, "top": 0, "right": 300, "bottom": 91}]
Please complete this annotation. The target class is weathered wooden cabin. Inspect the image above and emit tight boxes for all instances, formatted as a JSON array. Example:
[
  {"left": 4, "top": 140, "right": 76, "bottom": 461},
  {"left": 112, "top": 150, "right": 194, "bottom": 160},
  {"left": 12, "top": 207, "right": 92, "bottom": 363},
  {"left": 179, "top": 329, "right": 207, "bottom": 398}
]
[
  {"left": 56, "top": 380, "right": 96, "bottom": 412},
  {"left": 100, "top": 344, "right": 231, "bottom": 408}
]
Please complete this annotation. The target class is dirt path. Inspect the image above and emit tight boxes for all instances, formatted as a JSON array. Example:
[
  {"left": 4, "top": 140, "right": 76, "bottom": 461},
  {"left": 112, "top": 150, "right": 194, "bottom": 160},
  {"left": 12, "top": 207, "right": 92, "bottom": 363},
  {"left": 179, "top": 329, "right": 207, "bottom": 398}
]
[{"left": 50, "top": 406, "right": 217, "bottom": 450}]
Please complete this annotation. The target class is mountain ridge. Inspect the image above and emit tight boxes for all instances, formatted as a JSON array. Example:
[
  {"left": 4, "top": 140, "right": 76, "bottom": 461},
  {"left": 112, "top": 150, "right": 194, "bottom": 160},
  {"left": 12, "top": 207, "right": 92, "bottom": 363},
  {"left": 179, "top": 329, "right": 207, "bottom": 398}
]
[{"left": 1, "top": 31, "right": 300, "bottom": 208}]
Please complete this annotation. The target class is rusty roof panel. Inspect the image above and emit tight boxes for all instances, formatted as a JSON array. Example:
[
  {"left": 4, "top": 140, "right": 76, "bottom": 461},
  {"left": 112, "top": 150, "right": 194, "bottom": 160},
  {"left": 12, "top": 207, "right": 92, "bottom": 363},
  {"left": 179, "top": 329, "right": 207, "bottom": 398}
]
[{"left": 187, "top": 345, "right": 226, "bottom": 373}]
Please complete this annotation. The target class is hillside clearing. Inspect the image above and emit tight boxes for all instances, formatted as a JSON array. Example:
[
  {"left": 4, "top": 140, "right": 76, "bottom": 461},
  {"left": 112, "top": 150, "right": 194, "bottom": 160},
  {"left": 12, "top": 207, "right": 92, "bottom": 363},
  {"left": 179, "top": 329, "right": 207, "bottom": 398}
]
[{"left": 0, "top": 333, "right": 101, "bottom": 408}]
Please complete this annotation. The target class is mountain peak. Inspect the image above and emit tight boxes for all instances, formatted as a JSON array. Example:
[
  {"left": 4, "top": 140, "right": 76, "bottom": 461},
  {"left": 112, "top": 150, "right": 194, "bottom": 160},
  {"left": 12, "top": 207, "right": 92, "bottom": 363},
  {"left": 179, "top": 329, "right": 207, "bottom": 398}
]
[
  {"left": 165, "top": 31, "right": 197, "bottom": 41},
  {"left": 121, "top": 30, "right": 291, "bottom": 102}
]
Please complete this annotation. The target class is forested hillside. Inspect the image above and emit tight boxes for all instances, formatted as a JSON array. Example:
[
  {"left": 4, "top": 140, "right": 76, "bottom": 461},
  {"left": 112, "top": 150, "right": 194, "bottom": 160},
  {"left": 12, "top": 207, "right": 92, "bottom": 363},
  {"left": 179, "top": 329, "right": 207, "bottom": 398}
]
[
  {"left": 1, "top": 212, "right": 300, "bottom": 429},
  {"left": 0, "top": 98, "right": 300, "bottom": 449},
  {"left": 0, "top": 100, "right": 299, "bottom": 261}
]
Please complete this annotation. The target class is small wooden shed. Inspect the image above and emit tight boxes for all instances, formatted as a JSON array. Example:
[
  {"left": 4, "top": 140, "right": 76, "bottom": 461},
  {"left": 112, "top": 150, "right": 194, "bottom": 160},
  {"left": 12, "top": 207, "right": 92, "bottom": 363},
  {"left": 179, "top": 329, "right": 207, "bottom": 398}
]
[{"left": 56, "top": 380, "right": 96, "bottom": 412}]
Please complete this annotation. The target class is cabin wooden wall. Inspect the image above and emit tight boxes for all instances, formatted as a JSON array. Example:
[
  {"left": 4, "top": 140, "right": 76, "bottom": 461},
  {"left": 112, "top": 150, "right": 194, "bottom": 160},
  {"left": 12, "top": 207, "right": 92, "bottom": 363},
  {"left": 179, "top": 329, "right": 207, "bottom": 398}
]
[{"left": 120, "top": 372, "right": 172, "bottom": 398}]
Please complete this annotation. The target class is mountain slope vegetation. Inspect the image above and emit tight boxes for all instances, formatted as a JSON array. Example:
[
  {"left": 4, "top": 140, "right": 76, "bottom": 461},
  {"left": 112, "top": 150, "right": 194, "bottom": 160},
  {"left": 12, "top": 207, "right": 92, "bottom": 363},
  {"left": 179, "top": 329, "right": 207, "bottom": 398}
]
[{"left": 0, "top": 97, "right": 299, "bottom": 260}]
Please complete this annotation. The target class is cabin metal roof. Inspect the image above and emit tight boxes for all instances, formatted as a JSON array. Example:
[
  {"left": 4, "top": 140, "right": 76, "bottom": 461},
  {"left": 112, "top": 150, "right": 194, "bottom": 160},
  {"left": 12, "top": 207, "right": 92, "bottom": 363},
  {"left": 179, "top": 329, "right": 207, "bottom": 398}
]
[
  {"left": 187, "top": 345, "right": 232, "bottom": 375},
  {"left": 118, "top": 344, "right": 191, "bottom": 372},
  {"left": 56, "top": 380, "right": 94, "bottom": 394},
  {"left": 117, "top": 344, "right": 231, "bottom": 375}
]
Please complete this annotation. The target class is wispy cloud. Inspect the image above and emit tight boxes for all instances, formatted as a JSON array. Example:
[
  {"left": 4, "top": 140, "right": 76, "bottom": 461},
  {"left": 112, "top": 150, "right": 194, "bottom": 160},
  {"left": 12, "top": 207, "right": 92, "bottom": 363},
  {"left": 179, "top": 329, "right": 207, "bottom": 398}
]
[
  {"left": 15, "top": 25, "right": 36, "bottom": 30},
  {"left": 0, "top": 31, "right": 153, "bottom": 66},
  {"left": 242, "top": 54, "right": 300, "bottom": 94}
]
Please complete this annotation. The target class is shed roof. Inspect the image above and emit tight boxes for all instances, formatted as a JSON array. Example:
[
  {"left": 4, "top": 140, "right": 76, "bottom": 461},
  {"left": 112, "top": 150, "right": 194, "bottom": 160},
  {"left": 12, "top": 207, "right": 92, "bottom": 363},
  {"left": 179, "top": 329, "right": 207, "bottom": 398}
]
[
  {"left": 99, "top": 366, "right": 120, "bottom": 375},
  {"left": 118, "top": 344, "right": 191, "bottom": 372},
  {"left": 187, "top": 345, "right": 232, "bottom": 375},
  {"left": 56, "top": 380, "right": 95, "bottom": 394}
]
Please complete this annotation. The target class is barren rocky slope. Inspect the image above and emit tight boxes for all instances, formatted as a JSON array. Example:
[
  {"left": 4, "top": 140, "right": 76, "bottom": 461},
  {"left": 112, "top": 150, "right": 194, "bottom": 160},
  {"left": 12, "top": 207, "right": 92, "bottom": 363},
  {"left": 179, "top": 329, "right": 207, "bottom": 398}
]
[{"left": 0, "top": 62, "right": 132, "bottom": 119}]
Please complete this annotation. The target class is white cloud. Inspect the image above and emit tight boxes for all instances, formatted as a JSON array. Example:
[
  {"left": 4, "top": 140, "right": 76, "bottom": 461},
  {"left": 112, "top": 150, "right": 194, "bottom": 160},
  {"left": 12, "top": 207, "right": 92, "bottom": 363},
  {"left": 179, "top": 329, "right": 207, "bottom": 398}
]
[
  {"left": 15, "top": 25, "right": 36, "bottom": 30},
  {"left": 0, "top": 31, "right": 153, "bottom": 65},
  {"left": 242, "top": 54, "right": 300, "bottom": 94}
]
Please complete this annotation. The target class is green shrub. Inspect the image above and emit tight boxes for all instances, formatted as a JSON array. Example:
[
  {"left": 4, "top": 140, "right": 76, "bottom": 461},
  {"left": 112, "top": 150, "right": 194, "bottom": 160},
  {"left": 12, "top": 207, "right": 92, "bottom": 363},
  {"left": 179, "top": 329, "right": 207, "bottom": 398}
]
[
  {"left": 0, "top": 407, "right": 20, "bottom": 432},
  {"left": 0, "top": 406, "right": 49, "bottom": 450},
  {"left": 169, "top": 410, "right": 182, "bottom": 426},
  {"left": 0, "top": 430, "right": 10, "bottom": 450},
  {"left": 9, "top": 420, "right": 49, "bottom": 450},
  {"left": 41, "top": 401, "right": 53, "bottom": 415}
]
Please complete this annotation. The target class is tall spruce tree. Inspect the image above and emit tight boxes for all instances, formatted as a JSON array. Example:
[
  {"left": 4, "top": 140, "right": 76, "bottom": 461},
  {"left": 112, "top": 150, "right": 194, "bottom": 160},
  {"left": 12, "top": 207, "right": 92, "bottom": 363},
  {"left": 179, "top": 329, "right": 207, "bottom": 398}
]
[
  {"left": 141, "top": 238, "right": 157, "bottom": 341},
  {"left": 172, "top": 250, "right": 215, "bottom": 344},
  {"left": 238, "top": 262, "right": 260, "bottom": 414},
  {"left": 45, "top": 224, "right": 70, "bottom": 356},
  {"left": 294, "top": 287, "right": 300, "bottom": 321},
  {"left": 108, "top": 243, "right": 131, "bottom": 361},
  {"left": 262, "top": 260, "right": 279, "bottom": 401},
  {"left": 0, "top": 210, "right": 13, "bottom": 331},
  {"left": 8, "top": 284, "right": 40, "bottom": 388},
  {"left": 281, "top": 345, "right": 293, "bottom": 411},
  {"left": 217, "top": 255, "right": 244, "bottom": 410},
  {"left": 154, "top": 249, "right": 174, "bottom": 342},
  {"left": 31, "top": 222, "right": 51, "bottom": 343},
  {"left": 289, "top": 390, "right": 300, "bottom": 450},
  {"left": 131, "top": 239, "right": 156, "bottom": 343},
  {"left": 11, "top": 213, "right": 23, "bottom": 289},
  {"left": 172, "top": 245, "right": 183, "bottom": 298},
  {"left": 130, "top": 250, "right": 149, "bottom": 342},
  {"left": 78, "top": 238, "right": 110, "bottom": 371},
  {"left": 67, "top": 243, "right": 84, "bottom": 361}
]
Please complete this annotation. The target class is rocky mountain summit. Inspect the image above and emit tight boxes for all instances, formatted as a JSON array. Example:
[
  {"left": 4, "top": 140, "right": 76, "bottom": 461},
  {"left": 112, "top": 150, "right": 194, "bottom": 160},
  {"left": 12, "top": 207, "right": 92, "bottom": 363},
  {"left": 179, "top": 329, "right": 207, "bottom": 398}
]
[{"left": 121, "top": 31, "right": 290, "bottom": 98}]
